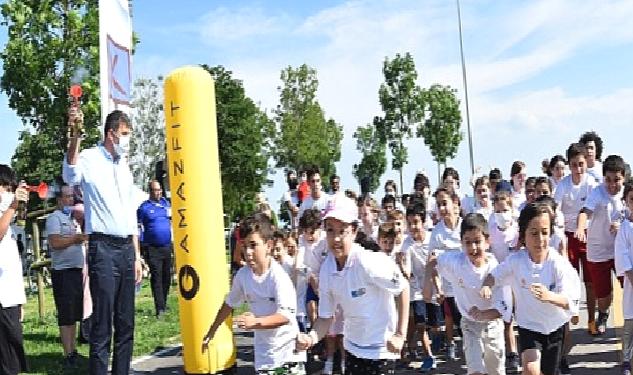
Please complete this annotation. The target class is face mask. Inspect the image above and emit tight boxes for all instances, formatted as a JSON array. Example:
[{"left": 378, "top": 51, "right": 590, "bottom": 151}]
[
  {"left": 494, "top": 212, "right": 513, "bottom": 230},
  {"left": 114, "top": 134, "right": 131, "bottom": 156},
  {"left": 385, "top": 190, "right": 395, "bottom": 196},
  {"left": 0, "top": 191, "right": 14, "bottom": 212},
  {"left": 288, "top": 179, "right": 298, "bottom": 190},
  {"left": 62, "top": 206, "right": 73, "bottom": 215}
]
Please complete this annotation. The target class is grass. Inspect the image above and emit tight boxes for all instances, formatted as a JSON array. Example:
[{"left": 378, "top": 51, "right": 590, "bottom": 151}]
[{"left": 22, "top": 280, "right": 180, "bottom": 375}]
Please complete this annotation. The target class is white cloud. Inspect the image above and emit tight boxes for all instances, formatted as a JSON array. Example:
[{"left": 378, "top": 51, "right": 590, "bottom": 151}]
[{"left": 198, "top": 6, "right": 290, "bottom": 45}]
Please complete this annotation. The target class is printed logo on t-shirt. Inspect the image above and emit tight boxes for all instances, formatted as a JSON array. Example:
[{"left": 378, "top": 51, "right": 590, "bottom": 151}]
[
  {"left": 457, "top": 278, "right": 464, "bottom": 288},
  {"left": 548, "top": 283, "right": 556, "bottom": 291},
  {"left": 391, "top": 271, "right": 401, "bottom": 286},
  {"left": 351, "top": 288, "right": 366, "bottom": 298}
]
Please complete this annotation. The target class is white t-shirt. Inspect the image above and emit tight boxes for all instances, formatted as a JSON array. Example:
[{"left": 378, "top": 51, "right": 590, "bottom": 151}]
[
  {"left": 584, "top": 184, "right": 625, "bottom": 262},
  {"left": 288, "top": 251, "right": 309, "bottom": 318},
  {"left": 511, "top": 190, "right": 526, "bottom": 215},
  {"left": 615, "top": 218, "right": 633, "bottom": 319},
  {"left": 488, "top": 214, "right": 519, "bottom": 263},
  {"left": 298, "top": 193, "right": 331, "bottom": 219},
  {"left": 299, "top": 232, "right": 328, "bottom": 279},
  {"left": 587, "top": 161, "right": 603, "bottom": 183},
  {"left": 406, "top": 236, "right": 432, "bottom": 302},
  {"left": 491, "top": 248, "right": 580, "bottom": 334},
  {"left": 226, "top": 260, "right": 305, "bottom": 370},
  {"left": 554, "top": 174, "right": 599, "bottom": 232},
  {"left": 318, "top": 244, "right": 408, "bottom": 360},
  {"left": 429, "top": 218, "right": 462, "bottom": 297},
  {"left": 0, "top": 209, "right": 26, "bottom": 308},
  {"left": 438, "top": 252, "right": 512, "bottom": 323}
]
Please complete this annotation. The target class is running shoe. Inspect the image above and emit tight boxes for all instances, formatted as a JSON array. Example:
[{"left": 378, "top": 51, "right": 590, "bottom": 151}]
[
  {"left": 421, "top": 356, "right": 437, "bottom": 373},
  {"left": 447, "top": 342, "right": 457, "bottom": 361},
  {"left": 507, "top": 352, "right": 520, "bottom": 373},
  {"left": 559, "top": 356, "right": 571, "bottom": 375},
  {"left": 596, "top": 311, "right": 609, "bottom": 335}
]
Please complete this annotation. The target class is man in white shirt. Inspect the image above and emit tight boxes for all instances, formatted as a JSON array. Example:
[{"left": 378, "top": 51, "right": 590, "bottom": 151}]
[
  {"left": 298, "top": 167, "right": 331, "bottom": 219},
  {"left": 0, "top": 165, "right": 28, "bottom": 375}
]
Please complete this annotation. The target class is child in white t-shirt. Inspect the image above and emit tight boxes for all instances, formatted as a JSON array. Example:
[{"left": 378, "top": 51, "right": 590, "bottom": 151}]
[
  {"left": 428, "top": 213, "right": 511, "bottom": 375},
  {"left": 510, "top": 161, "right": 527, "bottom": 214},
  {"left": 404, "top": 203, "right": 441, "bottom": 372},
  {"left": 202, "top": 213, "right": 305, "bottom": 374},
  {"left": 576, "top": 155, "right": 626, "bottom": 335},
  {"left": 284, "top": 233, "right": 309, "bottom": 333},
  {"left": 488, "top": 190, "right": 520, "bottom": 371},
  {"left": 296, "top": 196, "right": 410, "bottom": 375},
  {"left": 428, "top": 188, "right": 463, "bottom": 361},
  {"left": 481, "top": 203, "right": 580, "bottom": 375},
  {"left": 615, "top": 180, "right": 633, "bottom": 375},
  {"left": 298, "top": 208, "right": 328, "bottom": 328}
]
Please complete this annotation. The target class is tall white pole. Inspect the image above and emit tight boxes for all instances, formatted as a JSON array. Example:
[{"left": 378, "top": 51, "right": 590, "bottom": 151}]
[{"left": 457, "top": 0, "right": 475, "bottom": 176}]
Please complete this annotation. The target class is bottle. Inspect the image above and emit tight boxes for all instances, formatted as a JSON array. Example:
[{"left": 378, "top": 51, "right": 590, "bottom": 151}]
[{"left": 16, "top": 200, "right": 27, "bottom": 227}]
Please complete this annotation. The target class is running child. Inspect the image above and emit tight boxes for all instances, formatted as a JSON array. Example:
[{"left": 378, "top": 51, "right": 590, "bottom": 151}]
[
  {"left": 202, "top": 213, "right": 306, "bottom": 374},
  {"left": 481, "top": 203, "right": 581, "bottom": 375},
  {"left": 427, "top": 213, "right": 512, "bottom": 375}
]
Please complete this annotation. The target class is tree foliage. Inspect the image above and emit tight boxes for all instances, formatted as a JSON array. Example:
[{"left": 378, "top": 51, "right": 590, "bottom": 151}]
[
  {"left": 1, "top": 0, "right": 101, "bottom": 183},
  {"left": 202, "top": 65, "right": 275, "bottom": 222},
  {"left": 417, "top": 84, "right": 463, "bottom": 165},
  {"left": 377, "top": 52, "right": 424, "bottom": 191},
  {"left": 353, "top": 117, "right": 387, "bottom": 194},
  {"left": 273, "top": 64, "right": 342, "bottom": 183},
  {"left": 129, "top": 77, "right": 165, "bottom": 187}
]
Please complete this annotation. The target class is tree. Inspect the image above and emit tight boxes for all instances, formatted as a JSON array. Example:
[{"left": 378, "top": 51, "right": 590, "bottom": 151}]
[
  {"left": 377, "top": 52, "right": 425, "bottom": 193},
  {"left": 1, "top": 0, "right": 101, "bottom": 183},
  {"left": 129, "top": 77, "right": 165, "bottom": 187},
  {"left": 417, "top": 84, "right": 463, "bottom": 178},
  {"left": 273, "top": 64, "right": 342, "bottom": 185},
  {"left": 201, "top": 65, "right": 275, "bottom": 223},
  {"left": 353, "top": 117, "right": 387, "bottom": 194}
]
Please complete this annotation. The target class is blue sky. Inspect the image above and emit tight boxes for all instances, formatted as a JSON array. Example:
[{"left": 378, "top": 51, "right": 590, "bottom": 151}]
[{"left": 1, "top": 0, "right": 633, "bottom": 205}]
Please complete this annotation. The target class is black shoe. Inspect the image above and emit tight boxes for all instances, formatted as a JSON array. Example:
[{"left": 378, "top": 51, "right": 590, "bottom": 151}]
[
  {"left": 156, "top": 309, "right": 167, "bottom": 319},
  {"left": 559, "top": 356, "right": 571, "bottom": 375},
  {"left": 507, "top": 352, "right": 520, "bottom": 373},
  {"left": 61, "top": 352, "right": 78, "bottom": 370}
]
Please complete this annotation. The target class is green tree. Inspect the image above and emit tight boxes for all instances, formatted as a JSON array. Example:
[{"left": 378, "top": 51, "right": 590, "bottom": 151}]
[
  {"left": 417, "top": 84, "right": 463, "bottom": 178},
  {"left": 377, "top": 52, "right": 425, "bottom": 193},
  {"left": 353, "top": 117, "right": 387, "bottom": 194},
  {"left": 273, "top": 64, "right": 342, "bottom": 185},
  {"left": 129, "top": 77, "right": 165, "bottom": 187},
  {"left": 202, "top": 65, "right": 275, "bottom": 223},
  {"left": 1, "top": 0, "right": 101, "bottom": 183}
]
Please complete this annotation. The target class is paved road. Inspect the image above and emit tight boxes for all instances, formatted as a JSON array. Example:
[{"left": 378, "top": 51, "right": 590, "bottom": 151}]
[{"left": 133, "top": 280, "right": 625, "bottom": 374}]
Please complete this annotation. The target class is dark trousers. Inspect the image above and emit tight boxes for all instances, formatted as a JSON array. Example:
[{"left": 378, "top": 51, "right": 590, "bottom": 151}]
[
  {"left": 144, "top": 244, "right": 173, "bottom": 315},
  {"left": 0, "top": 303, "right": 27, "bottom": 375},
  {"left": 87, "top": 234, "right": 135, "bottom": 375}
]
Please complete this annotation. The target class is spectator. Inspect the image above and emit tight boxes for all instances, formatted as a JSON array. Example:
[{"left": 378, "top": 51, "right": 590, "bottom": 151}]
[
  {"left": 46, "top": 184, "right": 88, "bottom": 369},
  {"left": 137, "top": 180, "right": 173, "bottom": 318}
]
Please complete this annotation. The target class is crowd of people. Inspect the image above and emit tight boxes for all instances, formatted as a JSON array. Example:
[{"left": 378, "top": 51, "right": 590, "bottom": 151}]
[
  {"left": 0, "top": 107, "right": 174, "bottom": 375},
  {"left": 206, "top": 130, "right": 633, "bottom": 375}
]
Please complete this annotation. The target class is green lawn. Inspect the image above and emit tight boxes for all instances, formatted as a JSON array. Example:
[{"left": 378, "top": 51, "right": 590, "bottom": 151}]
[{"left": 22, "top": 280, "right": 180, "bottom": 375}]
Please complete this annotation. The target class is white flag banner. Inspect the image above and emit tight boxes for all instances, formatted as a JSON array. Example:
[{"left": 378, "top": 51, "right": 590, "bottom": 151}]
[{"left": 99, "top": 0, "right": 133, "bottom": 130}]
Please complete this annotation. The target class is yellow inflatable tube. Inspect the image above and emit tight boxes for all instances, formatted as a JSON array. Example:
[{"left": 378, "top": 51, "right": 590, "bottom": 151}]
[{"left": 164, "top": 66, "right": 235, "bottom": 374}]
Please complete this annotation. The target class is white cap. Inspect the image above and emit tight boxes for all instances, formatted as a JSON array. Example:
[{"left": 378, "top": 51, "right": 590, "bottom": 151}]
[{"left": 323, "top": 195, "right": 358, "bottom": 224}]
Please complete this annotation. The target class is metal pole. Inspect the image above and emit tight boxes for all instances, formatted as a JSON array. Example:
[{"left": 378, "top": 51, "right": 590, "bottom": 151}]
[
  {"left": 457, "top": 0, "right": 475, "bottom": 175},
  {"left": 32, "top": 220, "right": 45, "bottom": 321}
]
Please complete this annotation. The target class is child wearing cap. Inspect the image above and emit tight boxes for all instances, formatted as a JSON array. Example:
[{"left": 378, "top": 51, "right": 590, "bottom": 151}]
[
  {"left": 426, "top": 213, "right": 511, "bottom": 375},
  {"left": 202, "top": 213, "right": 306, "bottom": 374},
  {"left": 297, "top": 196, "right": 410, "bottom": 375}
]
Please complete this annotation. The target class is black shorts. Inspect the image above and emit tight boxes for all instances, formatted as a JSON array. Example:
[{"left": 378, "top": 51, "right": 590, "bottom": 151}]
[
  {"left": 518, "top": 325, "right": 565, "bottom": 375},
  {"left": 443, "top": 297, "right": 462, "bottom": 327},
  {"left": 306, "top": 284, "right": 319, "bottom": 304},
  {"left": 0, "top": 303, "right": 28, "bottom": 374},
  {"left": 411, "top": 300, "right": 442, "bottom": 326},
  {"left": 344, "top": 350, "right": 395, "bottom": 375},
  {"left": 51, "top": 268, "right": 84, "bottom": 326}
]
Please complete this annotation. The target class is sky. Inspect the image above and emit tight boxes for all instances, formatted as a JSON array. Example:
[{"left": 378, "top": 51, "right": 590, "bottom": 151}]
[{"left": 1, "top": 0, "right": 633, "bottom": 207}]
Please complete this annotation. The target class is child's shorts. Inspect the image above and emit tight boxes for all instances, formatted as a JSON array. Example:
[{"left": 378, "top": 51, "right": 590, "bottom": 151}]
[
  {"left": 306, "top": 284, "right": 319, "bottom": 304},
  {"left": 586, "top": 259, "right": 623, "bottom": 299},
  {"left": 411, "top": 300, "right": 443, "bottom": 326},
  {"left": 461, "top": 318, "right": 505, "bottom": 375},
  {"left": 443, "top": 297, "right": 462, "bottom": 327},
  {"left": 518, "top": 325, "right": 564, "bottom": 375},
  {"left": 256, "top": 361, "right": 306, "bottom": 374}
]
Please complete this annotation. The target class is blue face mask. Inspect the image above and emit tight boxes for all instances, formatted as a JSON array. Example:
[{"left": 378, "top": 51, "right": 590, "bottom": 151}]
[{"left": 62, "top": 206, "right": 73, "bottom": 215}]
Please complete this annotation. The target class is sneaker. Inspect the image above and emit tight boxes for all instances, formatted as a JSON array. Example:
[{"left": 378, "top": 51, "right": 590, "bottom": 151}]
[
  {"left": 623, "top": 361, "right": 631, "bottom": 375},
  {"left": 596, "top": 311, "right": 609, "bottom": 335},
  {"left": 588, "top": 320, "right": 598, "bottom": 335},
  {"left": 421, "top": 356, "right": 437, "bottom": 373},
  {"left": 447, "top": 342, "right": 457, "bottom": 361},
  {"left": 559, "top": 356, "right": 571, "bottom": 375},
  {"left": 507, "top": 352, "right": 520, "bottom": 373},
  {"left": 322, "top": 359, "right": 333, "bottom": 375},
  {"left": 61, "top": 352, "right": 78, "bottom": 370}
]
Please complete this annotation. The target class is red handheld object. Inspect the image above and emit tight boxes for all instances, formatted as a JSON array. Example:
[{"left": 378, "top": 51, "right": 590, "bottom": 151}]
[{"left": 70, "top": 84, "right": 83, "bottom": 99}]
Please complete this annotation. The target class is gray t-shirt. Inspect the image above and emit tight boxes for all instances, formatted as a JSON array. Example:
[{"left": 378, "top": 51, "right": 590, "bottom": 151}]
[{"left": 45, "top": 210, "right": 85, "bottom": 270}]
